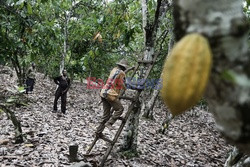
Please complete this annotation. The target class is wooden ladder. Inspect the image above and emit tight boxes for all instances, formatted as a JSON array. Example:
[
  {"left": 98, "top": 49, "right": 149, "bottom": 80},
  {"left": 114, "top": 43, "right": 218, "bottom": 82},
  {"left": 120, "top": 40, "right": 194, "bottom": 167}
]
[{"left": 86, "top": 53, "right": 159, "bottom": 167}]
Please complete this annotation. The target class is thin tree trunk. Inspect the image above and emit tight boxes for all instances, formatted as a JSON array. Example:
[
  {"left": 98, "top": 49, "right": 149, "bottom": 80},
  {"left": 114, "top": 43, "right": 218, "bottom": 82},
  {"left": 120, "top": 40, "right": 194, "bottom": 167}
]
[
  {"left": 142, "top": 32, "right": 174, "bottom": 118},
  {"left": 11, "top": 53, "right": 23, "bottom": 86},
  {"left": 121, "top": 0, "right": 170, "bottom": 153},
  {"left": 142, "top": 89, "right": 159, "bottom": 118},
  {"left": 173, "top": 0, "right": 250, "bottom": 155},
  {"left": 0, "top": 104, "right": 23, "bottom": 143},
  {"left": 60, "top": 12, "right": 69, "bottom": 73},
  {"left": 141, "top": 0, "right": 147, "bottom": 45},
  {"left": 120, "top": 99, "right": 141, "bottom": 153}
]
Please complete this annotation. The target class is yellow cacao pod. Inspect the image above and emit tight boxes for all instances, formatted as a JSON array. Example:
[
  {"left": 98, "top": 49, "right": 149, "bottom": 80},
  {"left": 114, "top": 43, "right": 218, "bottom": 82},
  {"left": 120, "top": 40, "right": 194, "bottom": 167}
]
[{"left": 161, "top": 33, "right": 212, "bottom": 116}]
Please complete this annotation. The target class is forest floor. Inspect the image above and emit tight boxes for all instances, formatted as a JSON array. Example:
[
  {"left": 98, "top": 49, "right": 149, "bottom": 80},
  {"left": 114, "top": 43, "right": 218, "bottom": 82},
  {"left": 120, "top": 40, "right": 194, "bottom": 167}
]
[{"left": 0, "top": 66, "right": 233, "bottom": 167}]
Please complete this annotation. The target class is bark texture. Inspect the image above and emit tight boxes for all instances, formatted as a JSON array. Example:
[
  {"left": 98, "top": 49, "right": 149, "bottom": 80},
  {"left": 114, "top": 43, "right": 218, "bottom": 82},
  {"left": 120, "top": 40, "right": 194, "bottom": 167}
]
[
  {"left": 142, "top": 89, "right": 159, "bottom": 118},
  {"left": 60, "top": 12, "right": 69, "bottom": 73},
  {"left": 0, "top": 104, "right": 23, "bottom": 143},
  {"left": 120, "top": 99, "right": 141, "bottom": 152},
  {"left": 142, "top": 32, "right": 174, "bottom": 118},
  {"left": 122, "top": 0, "right": 170, "bottom": 152},
  {"left": 173, "top": 0, "right": 250, "bottom": 154}
]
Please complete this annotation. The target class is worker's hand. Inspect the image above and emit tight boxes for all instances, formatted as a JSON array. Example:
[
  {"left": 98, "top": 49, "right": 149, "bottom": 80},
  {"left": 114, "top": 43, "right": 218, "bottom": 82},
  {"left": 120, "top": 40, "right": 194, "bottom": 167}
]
[{"left": 126, "top": 82, "right": 144, "bottom": 90}]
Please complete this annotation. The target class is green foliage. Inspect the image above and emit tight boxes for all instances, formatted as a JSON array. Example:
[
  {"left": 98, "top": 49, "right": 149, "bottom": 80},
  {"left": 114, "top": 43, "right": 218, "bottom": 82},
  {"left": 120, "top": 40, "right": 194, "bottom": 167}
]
[
  {"left": 0, "top": 0, "right": 172, "bottom": 81},
  {"left": 5, "top": 86, "right": 27, "bottom": 107},
  {"left": 246, "top": 0, "right": 250, "bottom": 8}
]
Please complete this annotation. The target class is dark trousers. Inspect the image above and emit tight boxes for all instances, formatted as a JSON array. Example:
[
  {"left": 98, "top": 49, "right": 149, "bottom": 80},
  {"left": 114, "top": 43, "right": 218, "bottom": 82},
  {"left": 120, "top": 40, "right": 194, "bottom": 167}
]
[
  {"left": 26, "top": 78, "right": 35, "bottom": 93},
  {"left": 53, "top": 87, "right": 67, "bottom": 113},
  {"left": 96, "top": 97, "right": 124, "bottom": 133}
]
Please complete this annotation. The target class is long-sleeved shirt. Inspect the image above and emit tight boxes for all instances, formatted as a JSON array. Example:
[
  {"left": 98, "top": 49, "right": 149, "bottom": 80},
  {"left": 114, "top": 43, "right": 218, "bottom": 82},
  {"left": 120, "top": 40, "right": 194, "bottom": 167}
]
[{"left": 54, "top": 75, "right": 70, "bottom": 90}]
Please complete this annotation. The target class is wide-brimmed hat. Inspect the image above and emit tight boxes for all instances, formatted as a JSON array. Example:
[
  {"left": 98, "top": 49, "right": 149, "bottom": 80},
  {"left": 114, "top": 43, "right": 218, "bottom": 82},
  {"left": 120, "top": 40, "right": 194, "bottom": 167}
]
[{"left": 116, "top": 59, "right": 128, "bottom": 69}]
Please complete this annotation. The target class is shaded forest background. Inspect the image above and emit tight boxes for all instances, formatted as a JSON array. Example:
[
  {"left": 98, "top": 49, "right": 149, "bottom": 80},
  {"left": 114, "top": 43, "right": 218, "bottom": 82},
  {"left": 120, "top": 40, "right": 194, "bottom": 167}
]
[{"left": 0, "top": 0, "right": 172, "bottom": 83}]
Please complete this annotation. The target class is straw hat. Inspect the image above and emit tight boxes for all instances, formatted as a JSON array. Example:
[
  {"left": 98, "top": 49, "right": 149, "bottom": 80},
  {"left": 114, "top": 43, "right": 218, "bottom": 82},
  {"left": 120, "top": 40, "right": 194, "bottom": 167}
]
[{"left": 116, "top": 59, "right": 128, "bottom": 69}]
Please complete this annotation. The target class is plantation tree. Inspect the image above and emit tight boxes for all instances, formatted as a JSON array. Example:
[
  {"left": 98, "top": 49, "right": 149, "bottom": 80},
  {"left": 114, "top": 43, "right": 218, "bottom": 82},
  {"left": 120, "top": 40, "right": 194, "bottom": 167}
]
[
  {"left": 172, "top": 0, "right": 250, "bottom": 156},
  {"left": 121, "top": 0, "right": 171, "bottom": 153},
  {"left": 0, "top": 0, "right": 37, "bottom": 85},
  {"left": 0, "top": 0, "right": 141, "bottom": 80},
  {"left": 142, "top": 32, "right": 174, "bottom": 119},
  {"left": 0, "top": 0, "right": 66, "bottom": 81},
  {"left": 66, "top": 0, "right": 145, "bottom": 79},
  {"left": 142, "top": 22, "right": 174, "bottom": 119}
]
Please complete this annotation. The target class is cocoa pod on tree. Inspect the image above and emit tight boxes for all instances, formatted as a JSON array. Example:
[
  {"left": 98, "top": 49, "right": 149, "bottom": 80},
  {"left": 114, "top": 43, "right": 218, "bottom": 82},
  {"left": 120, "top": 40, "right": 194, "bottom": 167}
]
[
  {"left": 161, "top": 33, "right": 212, "bottom": 116},
  {"left": 172, "top": 0, "right": 250, "bottom": 154}
]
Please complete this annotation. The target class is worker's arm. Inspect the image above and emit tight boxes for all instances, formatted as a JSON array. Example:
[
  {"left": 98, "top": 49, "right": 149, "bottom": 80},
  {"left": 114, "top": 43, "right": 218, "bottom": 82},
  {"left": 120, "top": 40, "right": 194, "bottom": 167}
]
[
  {"left": 124, "top": 66, "right": 135, "bottom": 74},
  {"left": 54, "top": 76, "right": 60, "bottom": 85},
  {"left": 125, "top": 79, "right": 144, "bottom": 90}
]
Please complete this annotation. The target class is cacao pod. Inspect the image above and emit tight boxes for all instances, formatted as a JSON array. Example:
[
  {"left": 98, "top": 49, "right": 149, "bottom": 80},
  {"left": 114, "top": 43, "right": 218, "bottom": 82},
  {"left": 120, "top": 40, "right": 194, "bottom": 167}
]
[{"left": 161, "top": 33, "right": 212, "bottom": 116}]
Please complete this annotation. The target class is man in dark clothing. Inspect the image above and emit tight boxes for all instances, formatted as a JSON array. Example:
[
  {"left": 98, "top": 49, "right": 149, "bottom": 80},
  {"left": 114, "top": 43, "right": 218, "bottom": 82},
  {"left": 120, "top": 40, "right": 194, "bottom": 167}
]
[
  {"left": 53, "top": 69, "right": 70, "bottom": 114},
  {"left": 26, "top": 62, "right": 36, "bottom": 94}
]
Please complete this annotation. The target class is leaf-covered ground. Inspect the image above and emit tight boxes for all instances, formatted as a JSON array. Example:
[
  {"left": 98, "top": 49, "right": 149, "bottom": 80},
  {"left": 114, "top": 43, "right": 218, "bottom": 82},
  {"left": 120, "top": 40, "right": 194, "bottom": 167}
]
[{"left": 0, "top": 67, "right": 233, "bottom": 167}]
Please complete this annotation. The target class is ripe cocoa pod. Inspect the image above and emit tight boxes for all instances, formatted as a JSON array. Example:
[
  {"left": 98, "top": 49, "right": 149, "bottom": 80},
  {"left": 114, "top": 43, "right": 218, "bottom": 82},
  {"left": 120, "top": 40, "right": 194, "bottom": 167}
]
[{"left": 161, "top": 33, "right": 212, "bottom": 116}]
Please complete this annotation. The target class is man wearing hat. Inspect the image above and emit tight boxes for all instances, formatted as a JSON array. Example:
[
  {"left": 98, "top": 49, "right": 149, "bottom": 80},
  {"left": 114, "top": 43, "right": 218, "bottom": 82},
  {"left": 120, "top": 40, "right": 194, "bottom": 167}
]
[{"left": 96, "top": 59, "right": 129, "bottom": 135}]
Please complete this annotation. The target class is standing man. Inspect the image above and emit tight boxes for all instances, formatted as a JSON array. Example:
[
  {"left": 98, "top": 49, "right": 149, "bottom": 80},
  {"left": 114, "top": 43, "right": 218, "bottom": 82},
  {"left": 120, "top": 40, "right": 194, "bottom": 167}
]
[
  {"left": 96, "top": 59, "right": 129, "bottom": 135},
  {"left": 53, "top": 69, "right": 71, "bottom": 114},
  {"left": 26, "top": 62, "right": 36, "bottom": 94}
]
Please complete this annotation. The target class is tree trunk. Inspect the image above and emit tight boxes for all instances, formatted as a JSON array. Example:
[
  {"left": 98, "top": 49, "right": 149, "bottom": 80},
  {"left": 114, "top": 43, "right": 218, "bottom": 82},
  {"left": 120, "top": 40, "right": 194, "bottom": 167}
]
[
  {"left": 11, "top": 53, "right": 23, "bottom": 86},
  {"left": 141, "top": 0, "right": 147, "bottom": 46},
  {"left": 120, "top": 0, "right": 151, "bottom": 152},
  {"left": 173, "top": 0, "right": 250, "bottom": 155},
  {"left": 142, "top": 89, "right": 159, "bottom": 118},
  {"left": 142, "top": 32, "right": 174, "bottom": 118},
  {"left": 120, "top": 99, "right": 141, "bottom": 153},
  {"left": 0, "top": 104, "right": 23, "bottom": 143},
  {"left": 121, "top": 0, "right": 170, "bottom": 152},
  {"left": 60, "top": 12, "right": 69, "bottom": 73}
]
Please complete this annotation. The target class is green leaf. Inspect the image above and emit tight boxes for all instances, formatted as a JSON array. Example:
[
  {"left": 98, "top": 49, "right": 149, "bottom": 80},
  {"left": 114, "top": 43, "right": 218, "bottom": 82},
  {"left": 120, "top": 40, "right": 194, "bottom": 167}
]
[
  {"left": 221, "top": 70, "right": 235, "bottom": 82},
  {"left": 89, "top": 50, "right": 94, "bottom": 58},
  {"left": 18, "top": 86, "right": 25, "bottom": 93},
  {"left": 148, "top": 0, "right": 153, "bottom": 11},
  {"left": 27, "top": 3, "right": 33, "bottom": 15},
  {"left": 247, "top": 0, "right": 250, "bottom": 6},
  {"left": 222, "top": 70, "right": 250, "bottom": 87},
  {"left": 19, "top": 2, "right": 25, "bottom": 9},
  {"left": 6, "top": 97, "right": 16, "bottom": 103}
]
